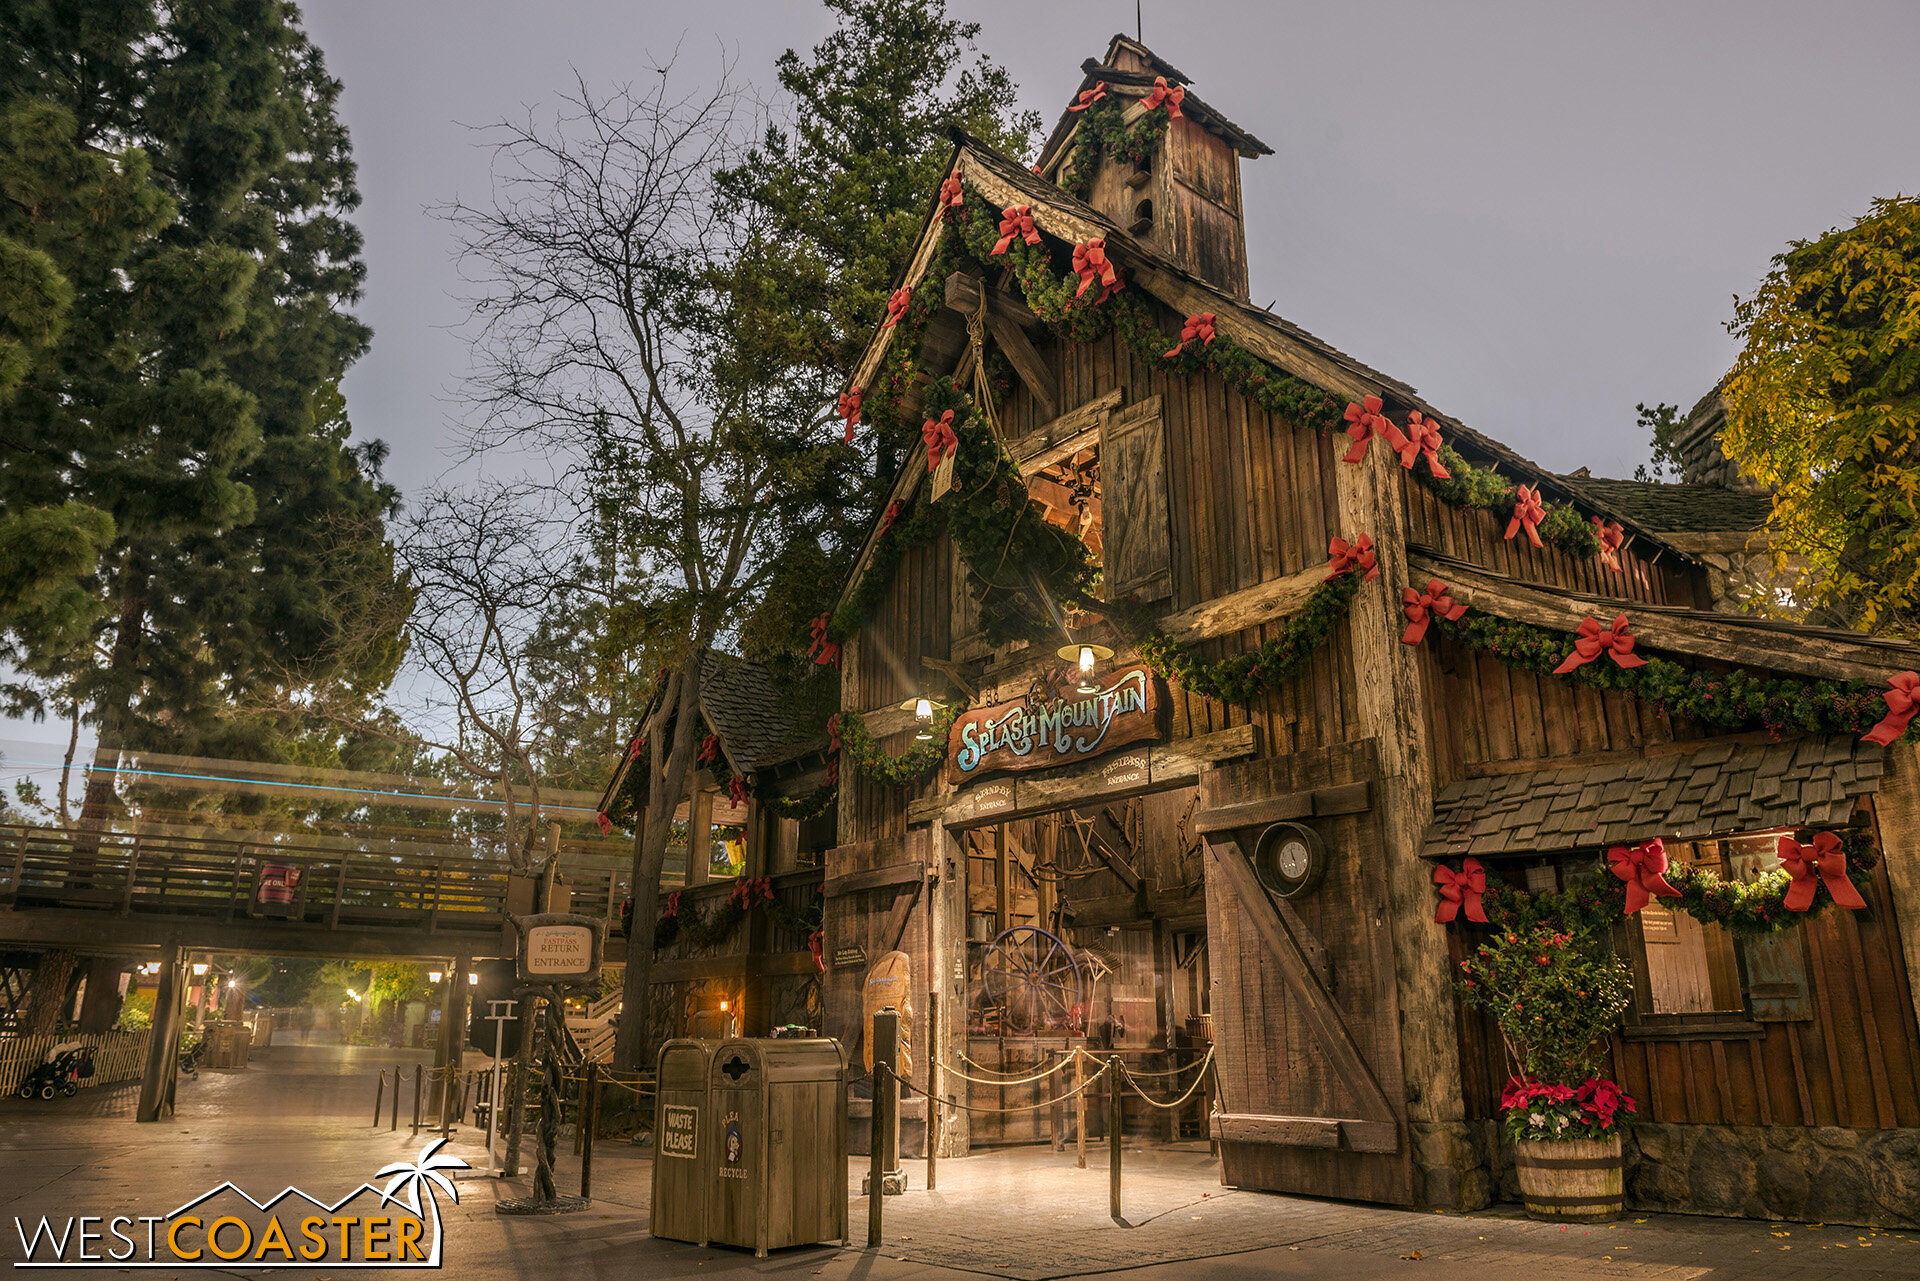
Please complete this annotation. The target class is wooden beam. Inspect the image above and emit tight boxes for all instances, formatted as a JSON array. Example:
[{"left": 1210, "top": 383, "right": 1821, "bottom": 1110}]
[
  {"left": 1203, "top": 836, "right": 1399, "bottom": 1128},
  {"left": 1209, "top": 1114, "right": 1401, "bottom": 1155},
  {"left": 946, "top": 272, "right": 1057, "bottom": 419},
  {"left": 1194, "top": 781, "right": 1371, "bottom": 833},
  {"left": 1409, "top": 549, "right": 1920, "bottom": 683},
  {"left": 1155, "top": 560, "right": 1332, "bottom": 648},
  {"left": 943, "top": 270, "right": 1043, "bottom": 331},
  {"left": 1007, "top": 389, "right": 1123, "bottom": 471},
  {"left": 823, "top": 862, "right": 926, "bottom": 899}
]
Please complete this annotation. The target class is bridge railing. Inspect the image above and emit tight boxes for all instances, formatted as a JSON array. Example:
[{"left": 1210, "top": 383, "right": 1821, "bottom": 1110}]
[{"left": 1, "top": 825, "right": 514, "bottom": 935}]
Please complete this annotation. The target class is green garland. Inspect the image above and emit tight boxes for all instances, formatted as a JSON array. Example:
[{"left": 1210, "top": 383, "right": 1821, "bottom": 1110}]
[
  {"left": 650, "top": 878, "right": 824, "bottom": 951},
  {"left": 827, "top": 495, "right": 945, "bottom": 641},
  {"left": 1119, "top": 569, "right": 1365, "bottom": 705},
  {"left": 1434, "top": 609, "right": 1908, "bottom": 741},
  {"left": 1057, "top": 91, "right": 1173, "bottom": 203},
  {"left": 1410, "top": 446, "right": 1603, "bottom": 561},
  {"left": 1468, "top": 827, "right": 1880, "bottom": 938},
  {"left": 841, "top": 703, "right": 958, "bottom": 788}
]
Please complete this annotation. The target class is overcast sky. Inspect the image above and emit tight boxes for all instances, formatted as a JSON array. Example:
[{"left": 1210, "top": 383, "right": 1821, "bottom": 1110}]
[{"left": 7, "top": 1, "right": 1916, "bottom": 760}]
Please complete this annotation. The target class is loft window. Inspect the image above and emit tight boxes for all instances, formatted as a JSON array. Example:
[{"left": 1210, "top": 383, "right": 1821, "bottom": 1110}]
[{"left": 1026, "top": 446, "right": 1102, "bottom": 566}]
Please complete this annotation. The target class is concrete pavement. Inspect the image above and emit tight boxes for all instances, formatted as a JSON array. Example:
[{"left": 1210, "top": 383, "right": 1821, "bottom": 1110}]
[{"left": 2, "top": 1041, "right": 1916, "bottom": 1280}]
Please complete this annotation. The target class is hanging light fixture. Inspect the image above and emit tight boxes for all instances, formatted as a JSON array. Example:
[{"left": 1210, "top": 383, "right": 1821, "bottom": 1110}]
[
  {"left": 1056, "top": 641, "right": 1114, "bottom": 694},
  {"left": 192, "top": 962, "right": 209, "bottom": 977},
  {"left": 468, "top": 972, "right": 480, "bottom": 986},
  {"left": 900, "top": 695, "right": 944, "bottom": 742},
  {"left": 427, "top": 970, "right": 443, "bottom": 984}
]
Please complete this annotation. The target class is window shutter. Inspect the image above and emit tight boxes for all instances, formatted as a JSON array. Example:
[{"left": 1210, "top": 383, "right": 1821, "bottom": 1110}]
[
  {"left": 1738, "top": 927, "right": 1814, "bottom": 1021},
  {"left": 951, "top": 538, "right": 988, "bottom": 661},
  {"left": 1101, "top": 396, "right": 1172, "bottom": 603}
]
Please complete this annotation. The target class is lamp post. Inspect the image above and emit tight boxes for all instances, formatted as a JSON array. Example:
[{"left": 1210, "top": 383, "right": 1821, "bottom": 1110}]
[{"left": 190, "top": 961, "right": 210, "bottom": 1031}]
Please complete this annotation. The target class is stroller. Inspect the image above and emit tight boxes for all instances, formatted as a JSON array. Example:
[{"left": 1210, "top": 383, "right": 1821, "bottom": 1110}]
[{"left": 15, "top": 1043, "right": 95, "bottom": 1100}]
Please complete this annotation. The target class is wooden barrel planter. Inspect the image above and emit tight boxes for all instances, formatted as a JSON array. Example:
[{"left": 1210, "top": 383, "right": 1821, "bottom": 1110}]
[{"left": 1513, "top": 1135, "right": 1623, "bottom": 1222}]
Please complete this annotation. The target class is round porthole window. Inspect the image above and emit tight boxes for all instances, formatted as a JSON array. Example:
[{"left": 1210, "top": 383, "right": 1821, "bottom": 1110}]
[{"left": 1252, "top": 821, "right": 1327, "bottom": 898}]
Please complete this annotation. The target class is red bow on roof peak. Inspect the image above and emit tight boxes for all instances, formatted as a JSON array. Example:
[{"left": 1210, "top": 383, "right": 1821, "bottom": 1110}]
[
  {"left": 1067, "top": 81, "right": 1108, "bottom": 112},
  {"left": 992, "top": 204, "right": 1042, "bottom": 255},
  {"left": 1505, "top": 484, "right": 1546, "bottom": 549},
  {"left": 1142, "top": 75, "right": 1185, "bottom": 119},
  {"left": 1326, "top": 533, "right": 1378, "bottom": 582},
  {"left": 1163, "top": 311, "right": 1216, "bottom": 358},
  {"left": 938, "top": 167, "right": 964, "bottom": 210},
  {"left": 877, "top": 498, "right": 904, "bottom": 537},
  {"left": 1401, "top": 578, "right": 1466, "bottom": 645},
  {"left": 923, "top": 410, "right": 959, "bottom": 471},
  {"left": 1433, "top": 857, "right": 1488, "bottom": 924},
  {"left": 1777, "top": 831, "right": 1867, "bottom": 912},
  {"left": 1395, "top": 410, "right": 1450, "bottom": 479},
  {"left": 1552, "top": 614, "right": 1649, "bottom": 675},
  {"left": 1862, "top": 670, "right": 1919, "bottom": 746},
  {"left": 1341, "top": 396, "right": 1405, "bottom": 464},
  {"left": 881, "top": 286, "right": 912, "bottom": 328},
  {"left": 1608, "top": 837, "right": 1681, "bottom": 914},
  {"left": 1072, "top": 239, "right": 1120, "bottom": 301},
  {"left": 836, "top": 386, "right": 862, "bottom": 444}
]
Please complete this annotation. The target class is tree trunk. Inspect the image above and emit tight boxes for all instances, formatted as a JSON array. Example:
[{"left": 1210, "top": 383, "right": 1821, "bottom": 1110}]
[
  {"left": 25, "top": 949, "right": 80, "bottom": 1035},
  {"left": 611, "top": 656, "right": 704, "bottom": 1070},
  {"left": 73, "top": 567, "right": 149, "bottom": 883}
]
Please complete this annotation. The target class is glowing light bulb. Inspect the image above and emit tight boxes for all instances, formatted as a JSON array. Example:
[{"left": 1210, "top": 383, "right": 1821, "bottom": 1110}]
[
  {"left": 192, "top": 962, "right": 209, "bottom": 976},
  {"left": 468, "top": 972, "right": 479, "bottom": 986},
  {"left": 1078, "top": 645, "right": 1095, "bottom": 672},
  {"left": 914, "top": 697, "right": 933, "bottom": 720},
  {"left": 428, "top": 970, "right": 443, "bottom": 984}
]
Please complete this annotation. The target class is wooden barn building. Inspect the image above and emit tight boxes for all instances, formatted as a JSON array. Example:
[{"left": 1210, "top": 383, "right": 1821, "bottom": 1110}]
[{"left": 620, "top": 37, "right": 1920, "bottom": 1227}]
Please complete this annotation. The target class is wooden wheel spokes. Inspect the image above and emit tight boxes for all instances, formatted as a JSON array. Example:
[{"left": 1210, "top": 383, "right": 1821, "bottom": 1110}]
[{"left": 980, "top": 926, "right": 1084, "bottom": 1034}]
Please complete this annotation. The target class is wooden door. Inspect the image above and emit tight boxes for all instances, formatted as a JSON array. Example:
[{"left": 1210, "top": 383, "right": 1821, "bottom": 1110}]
[{"left": 1198, "top": 752, "right": 1413, "bottom": 1205}]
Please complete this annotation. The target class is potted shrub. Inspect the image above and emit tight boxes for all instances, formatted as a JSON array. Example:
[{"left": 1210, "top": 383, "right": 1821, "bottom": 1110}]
[{"left": 1459, "top": 923, "right": 1635, "bottom": 1221}]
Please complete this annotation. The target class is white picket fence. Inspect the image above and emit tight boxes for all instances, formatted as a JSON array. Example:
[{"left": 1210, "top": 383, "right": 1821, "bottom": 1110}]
[{"left": 0, "top": 1029, "right": 152, "bottom": 1095}]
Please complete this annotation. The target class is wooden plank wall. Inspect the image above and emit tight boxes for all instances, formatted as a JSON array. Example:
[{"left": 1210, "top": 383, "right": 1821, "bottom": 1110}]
[{"left": 1450, "top": 800, "right": 1920, "bottom": 1131}]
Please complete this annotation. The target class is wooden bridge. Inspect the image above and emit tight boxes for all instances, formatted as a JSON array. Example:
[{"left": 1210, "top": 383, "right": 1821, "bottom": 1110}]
[{"left": 0, "top": 824, "right": 634, "bottom": 962}]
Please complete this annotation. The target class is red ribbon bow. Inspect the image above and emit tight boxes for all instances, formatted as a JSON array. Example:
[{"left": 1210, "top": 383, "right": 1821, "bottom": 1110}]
[
  {"left": 1141, "top": 75, "right": 1185, "bottom": 119},
  {"left": 1505, "top": 485, "right": 1546, "bottom": 548},
  {"left": 877, "top": 498, "right": 904, "bottom": 537},
  {"left": 1552, "top": 614, "right": 1650, "bottom": 674},
  {"left": 1862, "top": 670, "right": 1919, "bottom": 746},
  {"left": 807, "top": 614, "right": 840, "bottom": 668},
  {"left": 807, "top": 929, "right": 825, "bottom": 973},
  {"left": 938, "top": 167, "right": 964, "bottom": 209},
  {"left": 697, "top": 733, "right": 720, "bottom": 766},
  {"left": 836, "top": 386, "right": 862, "bottom": 443},
  {"left": 1593, "top": 518, "right": 1625, "bottom": 572},
  {"left": 727, "top": 775, "right": 749, "bottom": 808},
  {"left": 1326, "top": 533, "right": 1379, "bottom": 582},
  {"left": 1777, "top": 832, "right": 1867, "bottom": 912},
  {"left": 626, "top": 736, "right": 644, "bottom": 762},
  {"left": 824, "top": 756, "right": 840, "bottom": 786},
  {"left": 882, "top": 286, "right": 912, "bottom": 328},
  {"left": 1394, "top": 410, "right": 1450, "bottom": 478},
  {"left": 1433, "top": 857, "right": 1488, "bottom": 923},
  {"left": 662, "top": 890, "right": 683, "bottom": 919},
  {"left": 992, "top": 204, "right": 1042, "bottom": 255},
  {"left": 826, "top": 712, "right": 842, "bottom": 756},
  {"left": 728, "top": 875, "right": 774, "bottom": 910},
  {"left": 1401, "top": 578, "right": 1466, "bottom": 645},
  {"left": 1608, "top": 838, "right": 1682, "bottom": 914},
  {"left": 1072, "top": 239, "right": 1120, "bottom": 301},
  {"left": 923, "top": 410, "right": 958, "bottom": 470},
  {"left": 1163, "top": 311, "right": 1216, "bottom": 357},
  {"left": 1341, "top": 396, "right": 1404, "bottom": 463},
  {"left": 594, "top": 811, "right": 611, "bottom": 835},
  {"left": 1066, "top": 81, "right": 1108, "bottom": 112}
]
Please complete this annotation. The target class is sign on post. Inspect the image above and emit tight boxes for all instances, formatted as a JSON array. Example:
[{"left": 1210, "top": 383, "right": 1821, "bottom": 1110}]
[{"left": 512, "top": 912, "right": 606, "bottom": 986}]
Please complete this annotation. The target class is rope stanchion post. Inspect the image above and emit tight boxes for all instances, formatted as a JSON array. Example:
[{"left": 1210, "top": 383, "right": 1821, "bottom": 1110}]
[
  {"left": 925, "top": 990, "right": 938, "bottom": 1193},
  {"left": 411, "top": 1064, "right": 423, "bottom": 1136},
  {"left": 390, "top": 1063, "right": 401, "bottom": 1131},
  {"left": 1074, "top": 1050, "right": 1086, "bottom": 1169},
  {"left": 580, "top": 1060, "right": 598, "bottom": 1199},
  {"left": 867, "top": 1061, "right": 886, "bottom": 1248},
  {"left": 1108, "top": 1056, "right": 1123, "bottom": 1225},
  {"left": 866, "top": 1007, "right": 900, "bottom": 1247},
  {"left": 372, "top": 1069, "right": 385, "bottom": 1128},
  {"left": 440, "top": 1063, "right": 454, "bottom": 1139}
]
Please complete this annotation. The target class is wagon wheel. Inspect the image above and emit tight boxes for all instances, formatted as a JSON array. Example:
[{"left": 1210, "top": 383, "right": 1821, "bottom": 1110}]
[{"left": 980, "top": 926, "right": 1083, "bottom": 1034}]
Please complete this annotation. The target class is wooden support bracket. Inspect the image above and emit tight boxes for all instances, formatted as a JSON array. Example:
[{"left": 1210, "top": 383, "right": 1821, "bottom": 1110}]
[{"left": 945, "top": 272, "right": 1058, "bottom": 420}]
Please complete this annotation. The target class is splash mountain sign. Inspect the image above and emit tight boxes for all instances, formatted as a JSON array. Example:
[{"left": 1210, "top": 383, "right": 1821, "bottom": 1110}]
[{"left": 947, "top": 665, "right": 1162, "bottom": 786}]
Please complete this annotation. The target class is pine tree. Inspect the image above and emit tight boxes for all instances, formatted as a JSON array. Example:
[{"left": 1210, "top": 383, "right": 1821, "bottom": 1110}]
[{"left": 0, "top": 0, "right": 405, "bottom": 819}]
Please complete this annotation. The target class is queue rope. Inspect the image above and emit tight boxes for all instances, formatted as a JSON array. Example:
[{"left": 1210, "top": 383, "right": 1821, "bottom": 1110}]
[
  {"left": 895, "top": 1060, "right": 1111, "bottom": 1115},
  {"left": 939, "top": 1054, "right": 1079, "bottom": 1087},
  {"left": 1116, "top": 1048, "right": 1214, "bottom": 1079},
  {"left": 1119, "top": 1050, "right": 1215, "bottom": 1110}
]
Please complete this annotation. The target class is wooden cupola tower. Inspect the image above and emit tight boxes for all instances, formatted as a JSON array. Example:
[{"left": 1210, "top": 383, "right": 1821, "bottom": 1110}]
[{"left": 1036, "top": 36, "right": 1273, "bottom": 299}]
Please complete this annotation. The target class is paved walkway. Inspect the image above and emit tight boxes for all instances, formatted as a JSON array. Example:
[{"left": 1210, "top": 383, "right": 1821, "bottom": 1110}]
[{"left": 1, "top": 1044, "right": 1915, "bottom": 1280}]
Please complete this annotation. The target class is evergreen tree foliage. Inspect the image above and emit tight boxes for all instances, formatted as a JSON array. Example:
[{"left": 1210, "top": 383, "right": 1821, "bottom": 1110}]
[{"left": 0, "top": 0, "right": 406, "bottom": 816}]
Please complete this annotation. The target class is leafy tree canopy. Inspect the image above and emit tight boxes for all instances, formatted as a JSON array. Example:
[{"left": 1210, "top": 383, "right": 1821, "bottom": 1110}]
[{"left": 1721, "top": 195, "right": 1920, "bottom": 636}]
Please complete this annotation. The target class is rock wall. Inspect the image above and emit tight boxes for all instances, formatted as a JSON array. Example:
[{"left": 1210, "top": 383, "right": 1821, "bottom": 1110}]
[{"left": 1479, "top": 1120, "right": 1920, "bottom": 1227}]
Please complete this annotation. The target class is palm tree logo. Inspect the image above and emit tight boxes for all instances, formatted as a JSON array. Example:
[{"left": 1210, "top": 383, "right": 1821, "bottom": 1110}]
[{"left": 376, "top": 1138, "right": 469, "bottom": 1265}]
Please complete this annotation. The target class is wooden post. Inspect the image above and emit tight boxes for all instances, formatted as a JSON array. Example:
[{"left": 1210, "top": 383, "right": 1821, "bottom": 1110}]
[
  {"left": 868, "top": 1007, "right": 899, "bottom": 1245},
  {"left": 1108, "top": 1056, "right": 1124, "bottom": 1224},
  {"left": 1075, "top": 1049, "right": 1087, "bottom": 1169},
  {"left": 580, "top": 1061, "right": 599, "bottom": 1198},
  {"left": 995, "top": 825, "right": 1010, "bottom": 934},
  {"left": 136, "top": 945, "right": 185, "bottom": 1123},
  {"left": 373, "top": 1070, "right": 386, "bottom": 1127},
  {"left": 867, "top": 1066, "right": 886, "bottom": 1247},
  {"left": 926, "top": 989, "right": 939, "bottom": 1191},
  {"left": 1874, "top": 743, "right": 1920, "bottom": 1040}
]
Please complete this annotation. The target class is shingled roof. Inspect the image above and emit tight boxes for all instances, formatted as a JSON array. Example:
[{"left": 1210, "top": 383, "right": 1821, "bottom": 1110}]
[
  {"left": 1422, "top": 735, "right": 1884, "bottom": 861},
  {"left": 1561, "top": 477, "right": 1773, "bottom": 534},
  {"left": 696, "top": 653, "right": 828, "bottom": 775}
]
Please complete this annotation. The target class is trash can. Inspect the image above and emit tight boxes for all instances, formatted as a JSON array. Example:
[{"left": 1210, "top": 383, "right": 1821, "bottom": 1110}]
[
  {"left": 201, "top": 1021, "right": 252, "bottom": 1068},
  {"left": 650, "top": 1039, "right": 719, "bottom": 1246},
  {"left": 706, "top": 1038, "right": 848, "bottom": 1257}
]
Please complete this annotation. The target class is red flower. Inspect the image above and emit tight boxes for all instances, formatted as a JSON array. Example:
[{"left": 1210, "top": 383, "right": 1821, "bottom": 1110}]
[
  {"left": 992, "top": 204, "right": 1042, "bottom": 255},
  {"left": 881, "top": 286, "right": 912, "bottom": 328},
  {"left": 1066, "top": 81, "right": 1108, "bottom": 112},
  {"left": 1163, "top": 311, "right": 1216, "bottom": 357}
]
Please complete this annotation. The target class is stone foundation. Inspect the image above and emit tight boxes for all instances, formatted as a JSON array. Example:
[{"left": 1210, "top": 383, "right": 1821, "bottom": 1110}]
[{"left": 1477, "top": 1120, "right": 1920, "bottom": 1228}]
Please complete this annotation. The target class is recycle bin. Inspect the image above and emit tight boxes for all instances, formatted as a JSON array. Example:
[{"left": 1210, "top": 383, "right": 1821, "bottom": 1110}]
[
  {"left": 650, "top": 1039, "right": 719, "bottom": 1246},
  {"left": 707, "top": 1038, "right": 848, "bottom": 1257}
]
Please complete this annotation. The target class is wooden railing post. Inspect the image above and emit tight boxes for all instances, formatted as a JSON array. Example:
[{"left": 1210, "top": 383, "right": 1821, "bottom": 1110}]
[
  {"left": 329, "top": 859, "right": 348, "bottom": 930},
  {"left": 120, "top": 839, "right": 141, "bottom": 915}
]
